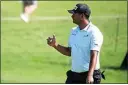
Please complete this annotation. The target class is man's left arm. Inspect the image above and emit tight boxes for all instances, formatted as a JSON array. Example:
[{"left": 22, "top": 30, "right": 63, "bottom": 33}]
[
  {"left": 87, "top": 30, "right": 103, "bottom": 84},
  {"left": 87, "top": 50, "right": 98, "bottom": 83}
]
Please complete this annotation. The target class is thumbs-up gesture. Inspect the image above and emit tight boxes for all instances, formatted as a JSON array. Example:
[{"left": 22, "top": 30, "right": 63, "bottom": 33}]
[{"left": 47, "top": 35, "right": 57, "bottom": 47}]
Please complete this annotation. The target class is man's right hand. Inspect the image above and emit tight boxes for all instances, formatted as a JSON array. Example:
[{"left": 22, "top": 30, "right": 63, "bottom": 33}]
[
  {"left": 47, "top": 35, "right": 71, "bottom": 56},
  {"left": 47, "top": 35, "right": 57, "bottom": 47}
]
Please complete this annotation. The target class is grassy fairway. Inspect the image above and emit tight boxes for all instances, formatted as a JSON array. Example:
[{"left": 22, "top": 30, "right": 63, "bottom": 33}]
[{"left": 1, "top": 1, "right": 127, "bottom": 83}]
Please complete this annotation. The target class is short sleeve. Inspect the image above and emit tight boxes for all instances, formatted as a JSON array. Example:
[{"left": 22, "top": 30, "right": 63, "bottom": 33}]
[{"left": 90, "top": 31, "right": 103, "bottom": 51}]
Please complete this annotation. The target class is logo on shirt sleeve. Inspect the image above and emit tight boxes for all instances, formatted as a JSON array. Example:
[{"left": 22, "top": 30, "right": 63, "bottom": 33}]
[{"left": 95, "top": 44, "right": 98, "bottom": 45}]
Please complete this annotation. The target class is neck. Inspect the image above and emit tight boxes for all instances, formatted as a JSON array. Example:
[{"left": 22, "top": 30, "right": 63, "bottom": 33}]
[{"left": 79, "top": 20, "right": 89, "bottom": 30}]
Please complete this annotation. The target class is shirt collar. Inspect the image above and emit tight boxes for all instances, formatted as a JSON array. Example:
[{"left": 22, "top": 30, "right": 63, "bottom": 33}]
[{"left": 78, "top": 22, "right": 92, "bottom": 32}]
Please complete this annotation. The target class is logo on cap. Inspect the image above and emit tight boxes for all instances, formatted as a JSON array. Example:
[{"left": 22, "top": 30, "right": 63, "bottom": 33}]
[{"left": 74, "top": 6, "right": 78, "bottom": 10}]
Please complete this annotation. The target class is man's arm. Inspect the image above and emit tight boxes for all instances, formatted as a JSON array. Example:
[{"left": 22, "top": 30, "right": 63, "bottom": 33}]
[
  {"left": 86, "top": 50, "right": 98, "bottom": 84},
  {"left": 53, "top": 44, "right": 71, "bottom": 56},
  {"left": 87, "top": 29, "right": 103, "bottom": 83},
  {"left": 88, "top": 50, "right": 98, "bottom": 76},
  {"left": 88, "top": 31, "right": 103, "bottom": 77}
]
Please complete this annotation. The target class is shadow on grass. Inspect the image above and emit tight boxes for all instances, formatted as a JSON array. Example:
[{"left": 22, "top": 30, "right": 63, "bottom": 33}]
[{"left": 102, "top": 66, "right": 127, "bottom": 70}]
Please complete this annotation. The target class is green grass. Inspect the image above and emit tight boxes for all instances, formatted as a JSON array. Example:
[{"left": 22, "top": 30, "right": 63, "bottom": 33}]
[{"left": 1, "top": 1, "right": 127, "bottom": 83}]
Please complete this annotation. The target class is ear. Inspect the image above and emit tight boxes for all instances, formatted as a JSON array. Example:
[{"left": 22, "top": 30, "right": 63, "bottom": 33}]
[
  {"left": 80, "top": 13, "right": 85, "bottom": 20},
  {"left": 81, "top": 13, "right": 85, "bottom": 18}
]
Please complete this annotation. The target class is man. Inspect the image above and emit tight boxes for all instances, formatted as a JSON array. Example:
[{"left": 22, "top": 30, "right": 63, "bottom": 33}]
[
  {"left": 47, "top": 3, "right": 103, "bottom": 84},
  {"left": 20, "top": 0, "right": 37, "bottom": 23}
]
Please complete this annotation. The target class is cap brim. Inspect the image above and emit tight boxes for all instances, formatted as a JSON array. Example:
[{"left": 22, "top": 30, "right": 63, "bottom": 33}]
[{"left": 67, "top": 10, "right": 75, "bottom": 14}]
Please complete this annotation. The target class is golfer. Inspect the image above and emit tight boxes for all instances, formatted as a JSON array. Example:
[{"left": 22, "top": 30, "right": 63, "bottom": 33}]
[
  {"left": 47, "top": 3, "right": 103, "bottom": 84},
  {"left": 20, "top": 0, "right": 37, "bottom": 23}
]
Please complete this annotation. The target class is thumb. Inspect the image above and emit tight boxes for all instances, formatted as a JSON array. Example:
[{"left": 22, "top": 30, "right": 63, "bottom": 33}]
[{"left": 53, "top": 34, "right": 56, "bottom": 39}]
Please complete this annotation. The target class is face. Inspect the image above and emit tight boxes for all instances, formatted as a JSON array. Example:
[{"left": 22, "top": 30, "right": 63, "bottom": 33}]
[{"left": 71, "top": 13, "right": 84, "bottom": 25}]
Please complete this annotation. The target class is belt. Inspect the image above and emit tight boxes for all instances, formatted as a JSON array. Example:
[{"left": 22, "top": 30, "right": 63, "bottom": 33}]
[{"left": 70, "top": 69, "right": 105, "bottom": 80}]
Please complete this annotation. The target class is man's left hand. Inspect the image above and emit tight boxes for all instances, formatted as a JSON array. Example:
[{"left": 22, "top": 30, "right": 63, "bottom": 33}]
[{"left": 86, "top": 75, "right": 94, "bottom": 84}]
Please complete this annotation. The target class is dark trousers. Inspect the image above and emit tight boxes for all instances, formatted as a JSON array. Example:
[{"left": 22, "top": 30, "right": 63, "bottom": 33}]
[{"left": 65, "top": 70, "right": 101, "bottom": 84}]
